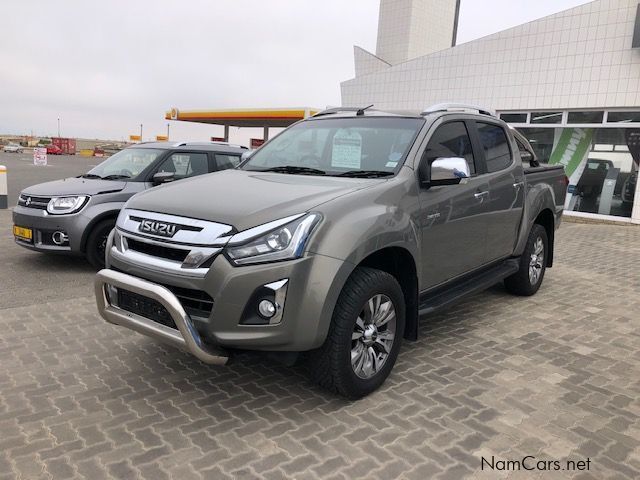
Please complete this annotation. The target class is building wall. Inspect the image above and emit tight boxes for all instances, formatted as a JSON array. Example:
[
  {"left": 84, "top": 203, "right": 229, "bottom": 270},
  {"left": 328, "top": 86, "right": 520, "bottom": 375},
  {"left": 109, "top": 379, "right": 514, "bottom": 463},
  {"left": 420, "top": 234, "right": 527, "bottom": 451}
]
[
  {"left": 345, "top": 0, "right": 640, "bottom": 112},
  {"left": 376, "top": 0, "right": 458, "bottom": 65}
]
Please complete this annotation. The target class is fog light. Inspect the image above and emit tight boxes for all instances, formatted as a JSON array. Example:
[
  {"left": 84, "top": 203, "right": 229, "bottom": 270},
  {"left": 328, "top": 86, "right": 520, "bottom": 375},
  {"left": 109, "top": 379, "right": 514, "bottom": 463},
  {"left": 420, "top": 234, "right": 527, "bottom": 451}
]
[{"left": 258, "top": 299, "right": 276, "bottom": 318}]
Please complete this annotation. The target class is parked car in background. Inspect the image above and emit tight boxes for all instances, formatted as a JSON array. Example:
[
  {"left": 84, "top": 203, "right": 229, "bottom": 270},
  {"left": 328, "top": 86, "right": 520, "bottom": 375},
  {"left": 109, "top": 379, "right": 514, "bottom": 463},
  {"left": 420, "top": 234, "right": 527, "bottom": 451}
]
[
  {"left": 13, "top": 141, "right": 247, "bottom": 268},
  {"left": 94, "top": 103, "right": 567, "bottom": 398},
  {"left": 3, "top": 143, "right": 24, "bottom": 153},
  {"left": 46, "top": 144, "right": 63, "bottom": 155}
]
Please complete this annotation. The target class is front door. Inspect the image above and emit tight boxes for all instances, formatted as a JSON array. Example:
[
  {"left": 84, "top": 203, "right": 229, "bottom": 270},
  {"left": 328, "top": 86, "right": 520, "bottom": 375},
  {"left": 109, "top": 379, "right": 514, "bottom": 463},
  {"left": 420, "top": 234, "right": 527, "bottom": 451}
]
[{"left": 417, "top": 120, "right": 489, "bottom": 289}]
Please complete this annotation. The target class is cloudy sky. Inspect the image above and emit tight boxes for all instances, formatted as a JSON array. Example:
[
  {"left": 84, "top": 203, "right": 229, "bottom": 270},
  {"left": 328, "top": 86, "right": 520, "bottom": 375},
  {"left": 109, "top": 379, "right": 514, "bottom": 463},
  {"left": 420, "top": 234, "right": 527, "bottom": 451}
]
[{"left": 0, "top": 0, "right": 591, "bottom": 144}]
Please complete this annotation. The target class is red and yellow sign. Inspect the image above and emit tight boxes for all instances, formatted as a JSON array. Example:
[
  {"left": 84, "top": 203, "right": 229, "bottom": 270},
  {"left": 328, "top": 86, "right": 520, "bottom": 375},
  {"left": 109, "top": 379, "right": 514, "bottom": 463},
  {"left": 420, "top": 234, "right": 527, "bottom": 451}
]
[
  {"left": 156, "top": 135, "right": 169, "bottom": 141},
  {"left": 129, "top": 135, "right": 142, "bottom": 142}
]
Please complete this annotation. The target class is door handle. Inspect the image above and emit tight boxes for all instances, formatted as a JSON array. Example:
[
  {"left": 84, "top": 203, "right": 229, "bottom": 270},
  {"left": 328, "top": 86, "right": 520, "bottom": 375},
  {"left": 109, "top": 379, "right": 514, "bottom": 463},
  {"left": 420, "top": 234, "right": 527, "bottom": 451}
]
[
  {"left": 513, "top": 181, "right": 524, "bottom": 189},
  {"left": 474, "top": 191, "right": 489, "bottom": 200}
]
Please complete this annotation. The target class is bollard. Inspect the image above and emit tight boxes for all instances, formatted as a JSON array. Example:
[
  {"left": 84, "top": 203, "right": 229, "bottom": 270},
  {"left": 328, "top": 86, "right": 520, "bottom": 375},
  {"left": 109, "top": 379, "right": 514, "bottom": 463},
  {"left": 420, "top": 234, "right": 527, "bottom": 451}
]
[{"left": 0, "top": 165, "right": 7, "bottom": 209}]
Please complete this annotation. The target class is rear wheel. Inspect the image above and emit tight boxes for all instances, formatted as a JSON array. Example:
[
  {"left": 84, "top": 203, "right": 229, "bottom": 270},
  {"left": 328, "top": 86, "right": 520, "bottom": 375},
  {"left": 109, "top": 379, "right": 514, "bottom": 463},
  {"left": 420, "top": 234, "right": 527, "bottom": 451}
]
[
  {"left": 309, "top": 267, "right": 405, "bottom": 399},
  {"left": 86, "top": 219, "right": 115, "bottom": 269},
  {"left": 504, "top": 224, "right": 548, "bottom": 296}
]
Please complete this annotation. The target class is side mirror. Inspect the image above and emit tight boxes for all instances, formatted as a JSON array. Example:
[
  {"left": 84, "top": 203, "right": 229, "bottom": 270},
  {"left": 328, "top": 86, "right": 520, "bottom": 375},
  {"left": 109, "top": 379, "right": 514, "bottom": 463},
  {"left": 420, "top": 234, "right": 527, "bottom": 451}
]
[
  {"left": 241, "top": 151, "right": 253, "bottom": 163},
  {"left": 520, "top": 150, "right": 535, "bottom": 165},
  {"left": 422, "top": 157, "right": 470, "bottom": 186},
  {"left": 152, "top": 171, "right": 175, "bottom": 185}
]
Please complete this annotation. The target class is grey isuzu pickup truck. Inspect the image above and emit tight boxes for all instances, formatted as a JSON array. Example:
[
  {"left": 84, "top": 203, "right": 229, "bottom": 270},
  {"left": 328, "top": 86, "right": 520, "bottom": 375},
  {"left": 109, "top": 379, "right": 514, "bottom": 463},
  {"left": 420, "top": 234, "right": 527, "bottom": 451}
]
[{"left": 95, "top": 104, "right": 567, "bottom": 398}]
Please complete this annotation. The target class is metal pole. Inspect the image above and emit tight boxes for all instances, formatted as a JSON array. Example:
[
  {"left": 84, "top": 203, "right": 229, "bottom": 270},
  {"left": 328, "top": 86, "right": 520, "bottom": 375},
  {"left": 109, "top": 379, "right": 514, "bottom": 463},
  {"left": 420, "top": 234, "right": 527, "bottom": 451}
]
[
  {"left": 57, "top": 118, "right": 60, "bottom": 138},
  {"left": 224, "top": 125, "right": 230, "bottom": 142},
  {"left": 167, "top": 123, "right": 170, "bottom": 140},
  {"left": 264, "top": 126, "right": 269, "bottom": 141},
  {"left": 140, "top": 124, "right": 143, "bottom": 142}
]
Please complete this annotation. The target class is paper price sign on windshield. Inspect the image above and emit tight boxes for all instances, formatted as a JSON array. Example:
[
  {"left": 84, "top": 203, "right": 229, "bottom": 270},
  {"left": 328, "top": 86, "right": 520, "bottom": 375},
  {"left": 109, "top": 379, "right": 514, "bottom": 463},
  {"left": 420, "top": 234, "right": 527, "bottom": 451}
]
[{"left": 331, "top": 130, "right": 362, "bottom": 169}]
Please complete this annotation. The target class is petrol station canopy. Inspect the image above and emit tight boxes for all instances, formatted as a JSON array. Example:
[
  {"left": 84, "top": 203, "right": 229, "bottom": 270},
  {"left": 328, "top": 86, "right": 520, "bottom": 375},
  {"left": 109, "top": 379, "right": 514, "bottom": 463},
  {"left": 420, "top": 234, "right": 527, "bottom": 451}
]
[{"left": 165, "top": 107, "right": 321, "bottom": 128}]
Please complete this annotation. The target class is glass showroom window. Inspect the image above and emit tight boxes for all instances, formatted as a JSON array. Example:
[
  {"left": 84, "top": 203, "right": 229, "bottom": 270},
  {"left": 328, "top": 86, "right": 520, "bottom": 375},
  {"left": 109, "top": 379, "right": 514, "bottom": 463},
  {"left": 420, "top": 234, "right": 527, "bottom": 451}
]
[{"left": 520, "top": 127, "right": 639, "bottom": 219}]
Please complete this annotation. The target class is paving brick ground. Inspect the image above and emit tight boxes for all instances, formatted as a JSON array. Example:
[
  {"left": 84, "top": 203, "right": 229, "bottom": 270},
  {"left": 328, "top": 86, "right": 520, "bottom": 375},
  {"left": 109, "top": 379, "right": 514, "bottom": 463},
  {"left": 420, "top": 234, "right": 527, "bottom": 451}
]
[{"left": 1, "top": 212, "right": 639, "bottom": 479}]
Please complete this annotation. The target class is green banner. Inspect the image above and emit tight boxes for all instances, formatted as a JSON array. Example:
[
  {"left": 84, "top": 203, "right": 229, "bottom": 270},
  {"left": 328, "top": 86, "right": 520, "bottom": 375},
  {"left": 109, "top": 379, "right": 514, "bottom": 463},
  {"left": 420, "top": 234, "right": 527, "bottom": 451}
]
[{"left": 548, "top": 128, "right": 593, "bottom": 179}]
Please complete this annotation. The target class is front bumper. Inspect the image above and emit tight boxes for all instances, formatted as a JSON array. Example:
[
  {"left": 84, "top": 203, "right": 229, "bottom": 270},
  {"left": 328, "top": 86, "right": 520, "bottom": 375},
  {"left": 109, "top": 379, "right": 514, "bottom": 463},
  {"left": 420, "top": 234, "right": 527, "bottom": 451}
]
[
  {"left": 105, "top": 243, "right": 351, "bottom": 353},
  {"left": 95, "top": 269, "right": 229, "bottom": 365},
  {"left": 12, "top": 206, "right": 89, "bottom": 253}
]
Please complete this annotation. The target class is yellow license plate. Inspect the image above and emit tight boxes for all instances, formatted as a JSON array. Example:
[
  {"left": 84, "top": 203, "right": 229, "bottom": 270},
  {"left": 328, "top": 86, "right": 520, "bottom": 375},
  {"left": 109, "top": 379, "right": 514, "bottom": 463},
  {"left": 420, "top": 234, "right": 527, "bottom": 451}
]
[{"left": 13, "top": 225, "right": 33, "bottom": 241}]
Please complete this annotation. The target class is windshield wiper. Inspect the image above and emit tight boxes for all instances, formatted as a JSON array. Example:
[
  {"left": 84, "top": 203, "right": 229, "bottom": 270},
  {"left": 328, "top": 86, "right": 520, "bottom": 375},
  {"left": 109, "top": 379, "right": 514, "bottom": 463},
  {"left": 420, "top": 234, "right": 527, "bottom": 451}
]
[
  {"left": 261, "top": 165, "right": 326, "bottom": 175},
  {"left": 101, "top": 174, "right": 131, "bottom": 180},
  {"left": 336, "top": 170, "right": 394, "bottom": 178},
  {"left": 80, "top": 174, "right": 102, "bottom": 179}
]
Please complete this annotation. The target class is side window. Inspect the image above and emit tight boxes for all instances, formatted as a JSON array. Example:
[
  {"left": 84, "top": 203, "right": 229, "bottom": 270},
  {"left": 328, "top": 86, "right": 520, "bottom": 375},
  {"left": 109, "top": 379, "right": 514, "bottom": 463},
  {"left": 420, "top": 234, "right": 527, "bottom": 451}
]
[
  {"left": 477, "top": 123, "right": 512, "bottom": 173},
  {"left": 157, "top": 152, "right": 209, "bottom": 179},
  {"left": 424, "top": 121, "right": 476, "bottom": 175},
  {"left": 215, "top": 154, "right": 241, "bottom": 171}
]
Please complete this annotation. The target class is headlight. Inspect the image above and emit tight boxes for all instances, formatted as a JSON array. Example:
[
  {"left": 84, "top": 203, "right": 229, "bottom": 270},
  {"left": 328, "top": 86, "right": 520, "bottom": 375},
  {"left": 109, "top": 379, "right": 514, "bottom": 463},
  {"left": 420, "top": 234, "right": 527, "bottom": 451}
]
[
  {"left": 225, "top": 213, "right": 321, "bottom": 266},
  {"left": 46, "top": 196, "right": 89, "bottom": 215}
]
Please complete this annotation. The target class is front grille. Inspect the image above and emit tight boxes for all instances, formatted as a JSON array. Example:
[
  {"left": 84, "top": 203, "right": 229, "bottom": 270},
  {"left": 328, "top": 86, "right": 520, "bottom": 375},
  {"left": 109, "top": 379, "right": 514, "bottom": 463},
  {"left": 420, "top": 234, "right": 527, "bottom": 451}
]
[
  {"left": 117, "top": 288, "right": 177, "bottom": 329},
  {"left": 127, "top": 238, "right": 189, "bottom": 262},
  {"left": 18, "top": 195, "right": 50, "bottom": 210}
]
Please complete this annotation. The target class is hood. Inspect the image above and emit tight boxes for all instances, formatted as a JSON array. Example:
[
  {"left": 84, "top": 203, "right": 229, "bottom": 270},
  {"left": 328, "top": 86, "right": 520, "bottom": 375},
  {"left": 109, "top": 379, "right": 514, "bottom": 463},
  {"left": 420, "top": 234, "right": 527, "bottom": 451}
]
[
  {"left": 22, "top": 177, "right": 127, "bottom": 196},
  {"left": 126, "top": 169, "right": 378, "bottom": 230}
]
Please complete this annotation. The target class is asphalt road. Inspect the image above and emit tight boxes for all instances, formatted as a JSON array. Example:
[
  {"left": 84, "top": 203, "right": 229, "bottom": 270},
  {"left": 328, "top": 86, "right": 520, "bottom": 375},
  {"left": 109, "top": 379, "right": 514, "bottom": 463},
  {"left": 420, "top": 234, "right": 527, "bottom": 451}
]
[{"left": 0, "top": 151, "right": 99, "bottom": 206}]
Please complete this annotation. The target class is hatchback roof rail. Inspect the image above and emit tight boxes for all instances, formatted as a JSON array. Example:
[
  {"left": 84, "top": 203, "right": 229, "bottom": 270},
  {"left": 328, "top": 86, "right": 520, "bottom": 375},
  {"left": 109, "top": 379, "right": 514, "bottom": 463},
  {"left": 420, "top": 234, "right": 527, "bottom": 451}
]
[{"left": 422, "top": 103, "right": 495, "bottom": 117}]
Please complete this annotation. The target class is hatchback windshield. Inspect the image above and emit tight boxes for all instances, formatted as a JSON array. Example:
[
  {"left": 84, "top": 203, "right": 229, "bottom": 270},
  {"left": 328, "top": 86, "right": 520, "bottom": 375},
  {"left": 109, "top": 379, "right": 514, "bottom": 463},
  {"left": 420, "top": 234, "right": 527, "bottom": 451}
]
[
  {"left": 86, "top": 148, "right": 164, "bottom": 180},
  {"left": 241, "top": 117, "right": 423, "bottom": 177}
]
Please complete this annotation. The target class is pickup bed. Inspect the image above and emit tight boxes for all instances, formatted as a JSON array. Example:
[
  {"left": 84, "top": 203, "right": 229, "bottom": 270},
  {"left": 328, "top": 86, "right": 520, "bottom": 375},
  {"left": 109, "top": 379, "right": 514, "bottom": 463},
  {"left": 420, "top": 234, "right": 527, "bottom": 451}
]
[{"left": 95, "top": 103, "right": 567, "bottom": 398}]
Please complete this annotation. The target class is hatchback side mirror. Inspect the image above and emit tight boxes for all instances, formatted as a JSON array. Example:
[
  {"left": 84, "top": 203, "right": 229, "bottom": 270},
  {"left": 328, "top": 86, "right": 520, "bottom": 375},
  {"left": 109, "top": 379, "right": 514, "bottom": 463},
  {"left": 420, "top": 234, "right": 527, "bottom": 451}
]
[
  {"left": 152, "top": 171, "right": 175, "bottom": 185},
  {"left": 422, "top": 157, "right": 470, "bottom": 187}
]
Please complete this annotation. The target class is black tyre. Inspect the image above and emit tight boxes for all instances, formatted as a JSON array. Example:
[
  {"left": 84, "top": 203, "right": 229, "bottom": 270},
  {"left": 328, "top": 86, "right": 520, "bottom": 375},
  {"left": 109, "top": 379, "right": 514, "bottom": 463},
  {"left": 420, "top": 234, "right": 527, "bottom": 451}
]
[
  {"left": 504, "top": 224, "right": 548, "bottom": 296},
  {"left": 309, "top": 267, "right": 405, "bottom": 399},
  {"left": 86, "top": 219, "right": 115, "bottom": 269}
]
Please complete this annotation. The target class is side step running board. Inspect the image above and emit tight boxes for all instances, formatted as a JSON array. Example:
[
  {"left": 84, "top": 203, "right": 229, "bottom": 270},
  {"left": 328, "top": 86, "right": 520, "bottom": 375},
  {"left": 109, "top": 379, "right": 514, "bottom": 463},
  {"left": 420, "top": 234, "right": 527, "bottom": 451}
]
[{"left": 418, "top": 259, "right": 520, "bottom": 316}]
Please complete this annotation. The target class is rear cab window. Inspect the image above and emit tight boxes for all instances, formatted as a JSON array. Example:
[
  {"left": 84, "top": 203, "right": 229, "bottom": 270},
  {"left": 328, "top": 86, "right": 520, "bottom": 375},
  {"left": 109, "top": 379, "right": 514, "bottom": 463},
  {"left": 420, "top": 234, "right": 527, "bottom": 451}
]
[{"left": 476, "top": 122, "right": 512, "bottom": 173}]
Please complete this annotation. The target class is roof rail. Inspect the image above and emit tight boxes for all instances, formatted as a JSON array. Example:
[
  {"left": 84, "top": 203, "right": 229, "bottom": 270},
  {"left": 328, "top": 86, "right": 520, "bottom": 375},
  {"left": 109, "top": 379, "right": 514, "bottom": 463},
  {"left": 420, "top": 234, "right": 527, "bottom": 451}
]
[
  {"left": 421, "top": 103, "right": 495, "bottom": 117},
  {"left": 313, "top": 107, "right": 366, "bottom": 117}
]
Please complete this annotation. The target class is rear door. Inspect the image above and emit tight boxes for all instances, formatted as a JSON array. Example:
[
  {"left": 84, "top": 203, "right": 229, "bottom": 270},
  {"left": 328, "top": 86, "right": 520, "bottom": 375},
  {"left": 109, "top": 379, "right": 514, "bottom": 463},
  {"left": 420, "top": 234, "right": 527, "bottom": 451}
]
[
  {"left": 472, "top": 120, "right": 525, "bottom": 262},
  {"left": 417, "top": 118, "right": 490, "bottom": 289}
]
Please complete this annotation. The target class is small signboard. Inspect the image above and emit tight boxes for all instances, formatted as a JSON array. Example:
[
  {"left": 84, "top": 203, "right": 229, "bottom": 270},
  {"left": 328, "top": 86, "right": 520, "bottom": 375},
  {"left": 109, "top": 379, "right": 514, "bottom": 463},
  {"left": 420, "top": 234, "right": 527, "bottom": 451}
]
[
  {"left": 156, "top": 135, "right": 169, "bottom": 141},
  {"left": 211, "top": 137, "right": 226, "bottom": 142},
  {"left": 250, "top": 138, "right": 265, "bottom": 149},
  {"left": 33, "top": 147, "right": 47, "bottom": 166},
  {"left": 129, "top": 135, "right": 142, "bottom": 142}
]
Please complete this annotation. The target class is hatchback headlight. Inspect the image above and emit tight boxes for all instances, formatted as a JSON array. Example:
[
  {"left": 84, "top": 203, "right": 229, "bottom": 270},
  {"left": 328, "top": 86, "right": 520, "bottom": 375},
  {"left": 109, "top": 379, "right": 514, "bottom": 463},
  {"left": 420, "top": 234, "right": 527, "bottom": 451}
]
[
  {"left": 226, "top": 213, "right": 321, "bottom": 266},
  {"left": 47, "top": 196, "right": 89, "bottom": 215}
]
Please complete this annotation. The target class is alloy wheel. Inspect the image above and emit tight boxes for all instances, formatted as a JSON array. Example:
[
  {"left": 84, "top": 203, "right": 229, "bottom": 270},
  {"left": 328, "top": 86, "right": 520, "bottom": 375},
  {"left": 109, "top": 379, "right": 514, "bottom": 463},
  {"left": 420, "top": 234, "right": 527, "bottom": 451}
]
[
  {"left": 528, "top": 237, "right": 544, "bottom": 285},
  {"left": 351, "top": 294, "right": 396, "bottom": 379}
]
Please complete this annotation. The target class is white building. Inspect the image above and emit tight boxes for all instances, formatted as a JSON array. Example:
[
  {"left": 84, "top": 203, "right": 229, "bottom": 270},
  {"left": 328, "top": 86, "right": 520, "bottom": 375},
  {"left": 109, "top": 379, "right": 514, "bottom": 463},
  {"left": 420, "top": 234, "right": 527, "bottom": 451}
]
[{"left": 342, "top": 0, "right": 640, "bottom": 223}]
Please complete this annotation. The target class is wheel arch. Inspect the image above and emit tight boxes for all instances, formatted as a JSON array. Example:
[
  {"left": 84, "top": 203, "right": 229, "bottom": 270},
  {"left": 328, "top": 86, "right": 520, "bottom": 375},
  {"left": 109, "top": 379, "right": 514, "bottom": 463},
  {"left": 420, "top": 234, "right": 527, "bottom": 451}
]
[
  {"left": 80, "top": 210, "right": 120, "bottom": 253},
  {"left": 356, "top": 246, "right": 419, "bottom": 341},
  {"left": 533, "top": 208, "right": 555, "bottom": 267}
]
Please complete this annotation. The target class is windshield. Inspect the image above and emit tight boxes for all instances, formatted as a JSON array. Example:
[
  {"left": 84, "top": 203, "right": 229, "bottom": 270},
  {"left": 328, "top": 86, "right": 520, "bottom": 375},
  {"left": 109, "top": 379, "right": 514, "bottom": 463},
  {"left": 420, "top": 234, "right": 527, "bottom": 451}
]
[
  {"left": 241, "top": 117, "right": 423, "bottom": 176},
  {"left": 86, "top": 148, "right": 164, "bottom": 180}
]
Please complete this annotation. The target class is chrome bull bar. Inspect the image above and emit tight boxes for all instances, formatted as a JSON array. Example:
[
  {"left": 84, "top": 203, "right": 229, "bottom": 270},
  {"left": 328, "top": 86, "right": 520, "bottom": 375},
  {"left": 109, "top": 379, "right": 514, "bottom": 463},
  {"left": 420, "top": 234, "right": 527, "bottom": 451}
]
[{"left": 94, "top": 269, "right": 228, "bottom": 365}]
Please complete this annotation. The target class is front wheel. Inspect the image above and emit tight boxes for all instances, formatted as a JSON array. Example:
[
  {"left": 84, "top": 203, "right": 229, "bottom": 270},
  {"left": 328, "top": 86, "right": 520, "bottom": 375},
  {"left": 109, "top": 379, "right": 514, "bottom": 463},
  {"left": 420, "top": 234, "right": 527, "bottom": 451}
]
[
  {"left": 308, "top": 267, "right": 405, "bottom": 399},
  {"left": 86, "top": 219, "right": 115, "bottom": 269},
  {"left": 504, "top": 224, "right": 548, "bottom": 296}
]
